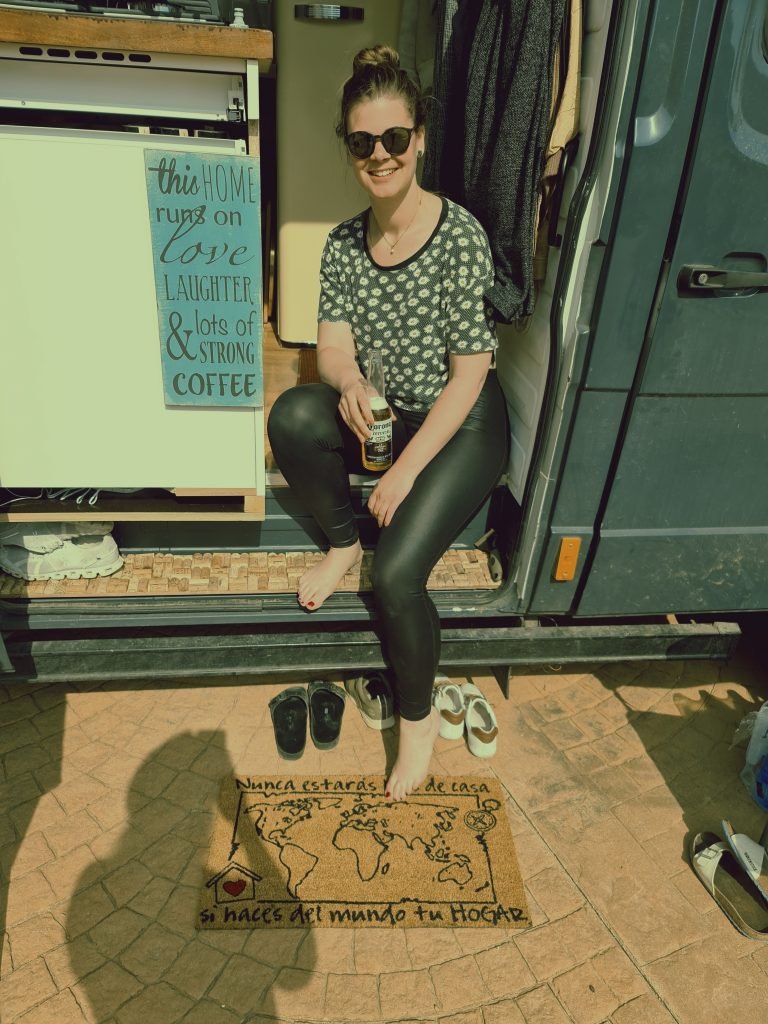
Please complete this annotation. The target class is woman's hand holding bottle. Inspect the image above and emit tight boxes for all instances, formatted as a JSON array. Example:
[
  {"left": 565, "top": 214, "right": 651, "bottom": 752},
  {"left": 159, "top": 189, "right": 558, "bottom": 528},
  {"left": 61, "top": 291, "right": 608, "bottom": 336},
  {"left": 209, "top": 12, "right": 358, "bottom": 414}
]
[{"left": 339, "top": 378, "right": 373, "bottom": 442}]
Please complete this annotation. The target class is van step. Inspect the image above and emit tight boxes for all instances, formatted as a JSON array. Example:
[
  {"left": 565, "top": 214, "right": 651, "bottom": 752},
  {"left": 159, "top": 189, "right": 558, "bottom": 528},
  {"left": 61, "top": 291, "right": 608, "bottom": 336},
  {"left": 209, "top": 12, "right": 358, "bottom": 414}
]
[
  {"left": 0, "top": 548, "right": 499, "bottom": 599},
  {"left": 0, "top": 621, "right": 739, "bottom": 684}
]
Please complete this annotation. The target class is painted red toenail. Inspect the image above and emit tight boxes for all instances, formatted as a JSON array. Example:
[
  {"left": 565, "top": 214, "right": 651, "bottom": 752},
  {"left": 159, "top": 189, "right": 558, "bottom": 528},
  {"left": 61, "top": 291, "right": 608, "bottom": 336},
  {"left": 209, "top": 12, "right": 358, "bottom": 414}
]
[{"left": 307, "top": 601, "right": 315, "bottom": 608}]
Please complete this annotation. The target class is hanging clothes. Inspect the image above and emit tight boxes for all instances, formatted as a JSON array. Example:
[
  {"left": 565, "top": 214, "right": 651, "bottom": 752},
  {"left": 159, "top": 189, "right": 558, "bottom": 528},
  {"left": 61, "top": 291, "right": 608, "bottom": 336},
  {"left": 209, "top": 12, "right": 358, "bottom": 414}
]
[
  {"left": 397, "top": 0, "right": 437, "bottom": 93},
  {"left": 424, "top": 0, "right": 567, "bottom": 322},
  {"left": 422, "top": 1, "right": 479, "bottom": 201},
  {"left": 533, "top": 0, "right": 582, "bottom": 291}
]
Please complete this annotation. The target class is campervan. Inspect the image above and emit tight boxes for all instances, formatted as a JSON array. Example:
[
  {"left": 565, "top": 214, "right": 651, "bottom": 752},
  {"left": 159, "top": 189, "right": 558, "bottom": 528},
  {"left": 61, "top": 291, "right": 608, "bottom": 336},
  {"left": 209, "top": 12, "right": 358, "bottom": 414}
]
[{"left": 0, "top": 0, "right": 764, "bottom": 685}]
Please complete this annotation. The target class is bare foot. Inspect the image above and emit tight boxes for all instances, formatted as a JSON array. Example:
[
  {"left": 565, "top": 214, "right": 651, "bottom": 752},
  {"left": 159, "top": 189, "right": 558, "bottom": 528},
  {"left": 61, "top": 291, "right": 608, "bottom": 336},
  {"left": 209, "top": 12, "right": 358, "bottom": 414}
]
[
  {"left": 297, "top": 541, "right": 362, "bottom": 610},
  {"left": 386, "top": 706, "right": 440, "bottom": 802}
]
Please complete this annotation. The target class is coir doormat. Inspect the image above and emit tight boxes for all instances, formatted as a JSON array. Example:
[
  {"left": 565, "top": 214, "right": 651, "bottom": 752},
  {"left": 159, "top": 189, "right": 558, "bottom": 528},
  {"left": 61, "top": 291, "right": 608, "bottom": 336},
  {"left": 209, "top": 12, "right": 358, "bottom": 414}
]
[{"left": 199, "top": 774, "right": 529, "bottom": 929}]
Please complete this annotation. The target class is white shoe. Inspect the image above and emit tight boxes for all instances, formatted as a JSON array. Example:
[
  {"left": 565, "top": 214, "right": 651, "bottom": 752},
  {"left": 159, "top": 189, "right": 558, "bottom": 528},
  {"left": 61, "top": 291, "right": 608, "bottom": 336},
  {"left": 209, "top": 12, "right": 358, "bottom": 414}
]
[
  {"left": 433, "top": 674, "right": 465, "bottom": 740},
  {"left": 0, "top": 521, "right": 113, "bottom": 553},
  {"left": 0, "top": 534, "right": 123, "bottom": 581},
  {"left": 460, "top": 682, "right": 498, "bottom": 758}
]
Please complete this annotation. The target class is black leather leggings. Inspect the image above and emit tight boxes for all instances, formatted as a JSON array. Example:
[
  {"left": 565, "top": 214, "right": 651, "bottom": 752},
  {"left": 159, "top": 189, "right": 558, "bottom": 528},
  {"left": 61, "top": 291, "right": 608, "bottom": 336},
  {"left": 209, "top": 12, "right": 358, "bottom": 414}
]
[{"left": 267, "top": 372, "right": 509, "bottom": 720}]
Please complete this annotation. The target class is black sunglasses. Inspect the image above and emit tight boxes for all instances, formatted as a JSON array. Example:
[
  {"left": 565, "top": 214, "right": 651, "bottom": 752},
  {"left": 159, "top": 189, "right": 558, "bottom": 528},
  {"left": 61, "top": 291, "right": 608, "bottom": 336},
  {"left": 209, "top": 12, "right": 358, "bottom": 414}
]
[{"left": 345, "top": 126, "right": 417, "bottom": 160}]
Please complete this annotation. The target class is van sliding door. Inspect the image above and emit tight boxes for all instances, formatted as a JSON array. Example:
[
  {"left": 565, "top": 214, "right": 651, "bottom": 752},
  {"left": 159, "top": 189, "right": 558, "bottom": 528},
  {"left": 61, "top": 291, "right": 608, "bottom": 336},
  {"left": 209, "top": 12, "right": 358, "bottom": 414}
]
[{"left": 577, "top": 0, "right": 768, "bottom": 614}]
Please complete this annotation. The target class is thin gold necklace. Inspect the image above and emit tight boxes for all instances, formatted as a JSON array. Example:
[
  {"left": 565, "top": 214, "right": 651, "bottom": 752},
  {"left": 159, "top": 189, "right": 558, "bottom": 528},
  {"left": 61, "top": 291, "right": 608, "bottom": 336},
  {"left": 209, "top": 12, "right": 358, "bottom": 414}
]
[{"left": 371, "top": 192, "right": 423, "bottom": 255}]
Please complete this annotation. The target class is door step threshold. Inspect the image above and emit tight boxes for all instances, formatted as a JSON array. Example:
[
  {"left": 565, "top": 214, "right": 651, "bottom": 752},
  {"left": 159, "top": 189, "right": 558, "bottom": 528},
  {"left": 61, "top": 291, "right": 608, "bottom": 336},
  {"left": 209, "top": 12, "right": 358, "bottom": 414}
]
[
  {"left": 0, "top": 548, "right": 500, "bottom": 600},
  {"left": 0, "top": 621, "right": 740, "bottom": 684}
]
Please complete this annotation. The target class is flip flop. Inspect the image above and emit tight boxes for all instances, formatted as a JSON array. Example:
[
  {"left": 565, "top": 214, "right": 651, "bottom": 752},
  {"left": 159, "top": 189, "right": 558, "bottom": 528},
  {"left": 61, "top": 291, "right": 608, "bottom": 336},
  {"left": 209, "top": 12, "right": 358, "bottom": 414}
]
[
  {"left": 308, "top": 680, "right": 346, "bottom": 750},
  {"left": 268, "top": 686, "right": 309, "bottom": 760},
  {"left": 689, "top": 831, "right": 768, "bottom": 941},
  {"left": 721, "top": 819, "right": 768, "bottom": 904}
]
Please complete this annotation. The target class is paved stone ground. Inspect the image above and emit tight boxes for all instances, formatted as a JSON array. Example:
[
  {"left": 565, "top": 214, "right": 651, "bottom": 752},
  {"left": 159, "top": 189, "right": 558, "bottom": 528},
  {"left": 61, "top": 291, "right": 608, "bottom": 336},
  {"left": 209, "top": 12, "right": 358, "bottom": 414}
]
[{"left": 2, "top": 642, "right": 767, "bottom": 1023}]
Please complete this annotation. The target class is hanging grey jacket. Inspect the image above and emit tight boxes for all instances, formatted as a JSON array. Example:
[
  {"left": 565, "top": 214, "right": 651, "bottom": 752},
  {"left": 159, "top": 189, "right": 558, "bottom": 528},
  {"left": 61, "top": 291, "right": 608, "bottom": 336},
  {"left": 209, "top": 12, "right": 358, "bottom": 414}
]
[{"left": 424, "top": 0, "right": 566, "bottom": 322}]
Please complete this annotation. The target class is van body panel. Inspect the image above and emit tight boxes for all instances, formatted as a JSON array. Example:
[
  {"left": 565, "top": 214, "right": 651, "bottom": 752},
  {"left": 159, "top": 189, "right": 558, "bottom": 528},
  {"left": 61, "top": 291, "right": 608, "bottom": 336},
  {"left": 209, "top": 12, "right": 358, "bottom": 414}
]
[
  {"left": 579, "top": 395, "right": 768, "bottom": 614},
  {"left": 577, "top": 0, "right": 768, "bottom": 615},
  {"left": 640, "top": 1, "right": 768, "bottom": 395},
  {"left": 510, "top": 0, "right": 654, "bottom": 610},
  {"left": 597, "top": 397, "right": 768, "bottom": 531},
  {"left": 547, "top": 392, "right": 629, "bottom": 526},
  {"left": 528, "top": 390, "right": 626, "bottom": 613},
  {"left": 2, "top": 2, "right": 764, "bottom": 680},
  {"left": 583, "top": 0, "right": 718, "bottom": 392},
  {"left": 578, "top": 534, "right": 768, "bottom": 614}
]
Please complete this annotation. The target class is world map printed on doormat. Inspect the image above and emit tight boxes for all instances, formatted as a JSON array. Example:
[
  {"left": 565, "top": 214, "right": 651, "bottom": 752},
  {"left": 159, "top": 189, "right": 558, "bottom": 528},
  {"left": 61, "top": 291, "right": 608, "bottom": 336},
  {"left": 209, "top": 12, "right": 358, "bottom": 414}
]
[{"left": 199, "top": 774, "right": 529, "bottom": 929}]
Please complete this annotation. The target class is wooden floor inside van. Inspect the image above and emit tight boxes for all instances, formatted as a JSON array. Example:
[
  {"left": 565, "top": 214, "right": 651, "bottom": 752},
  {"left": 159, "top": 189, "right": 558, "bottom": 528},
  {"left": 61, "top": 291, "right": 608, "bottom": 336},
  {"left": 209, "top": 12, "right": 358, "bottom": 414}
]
[{"left": 0, "top": 546, "right": 499, "bottom": 598}]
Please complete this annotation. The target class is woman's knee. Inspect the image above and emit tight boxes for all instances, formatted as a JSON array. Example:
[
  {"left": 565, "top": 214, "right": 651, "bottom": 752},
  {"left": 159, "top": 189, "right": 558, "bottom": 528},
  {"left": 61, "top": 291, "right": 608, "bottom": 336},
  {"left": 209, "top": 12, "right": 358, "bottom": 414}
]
[
  {"left": 371, "top": 552, "right": 424, "bottom": 616},
  {"left": 267, "top": 385, "right": 336, "bottom": 447}
]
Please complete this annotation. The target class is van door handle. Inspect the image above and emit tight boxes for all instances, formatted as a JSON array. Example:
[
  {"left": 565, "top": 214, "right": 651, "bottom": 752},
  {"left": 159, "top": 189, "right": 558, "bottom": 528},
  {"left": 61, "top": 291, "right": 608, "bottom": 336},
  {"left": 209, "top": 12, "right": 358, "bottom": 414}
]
[{"left": 678, "top": 264, "right": 768, "bottom": 294}]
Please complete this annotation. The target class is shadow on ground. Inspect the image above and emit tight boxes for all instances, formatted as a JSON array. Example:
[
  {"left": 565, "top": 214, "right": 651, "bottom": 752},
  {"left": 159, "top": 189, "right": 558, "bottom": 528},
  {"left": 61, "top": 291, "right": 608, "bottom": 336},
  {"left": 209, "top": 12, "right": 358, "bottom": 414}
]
[
  {"left": 1, "top": 681, "right": 65, "bottom": 978},
  {"left": 596, "top": 639, "right": 767, "bottom": 864},
  {"left": 67, "top": 726, "right": 316, "bottom": 1022}
]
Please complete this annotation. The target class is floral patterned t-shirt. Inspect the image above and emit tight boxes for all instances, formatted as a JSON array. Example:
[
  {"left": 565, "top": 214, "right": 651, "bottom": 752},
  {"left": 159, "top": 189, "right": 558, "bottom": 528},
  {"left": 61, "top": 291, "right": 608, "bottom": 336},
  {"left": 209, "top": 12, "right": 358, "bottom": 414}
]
[{"left": 317, "top": 197, "right": 497, "bottom": 412}]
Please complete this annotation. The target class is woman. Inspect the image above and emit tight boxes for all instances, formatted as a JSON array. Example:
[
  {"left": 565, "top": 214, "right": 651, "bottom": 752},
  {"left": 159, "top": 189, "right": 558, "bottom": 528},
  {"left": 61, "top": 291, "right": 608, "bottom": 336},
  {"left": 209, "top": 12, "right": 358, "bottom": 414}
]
[{"left": 268, "top": 45, "right": 508, "bottom": 801}]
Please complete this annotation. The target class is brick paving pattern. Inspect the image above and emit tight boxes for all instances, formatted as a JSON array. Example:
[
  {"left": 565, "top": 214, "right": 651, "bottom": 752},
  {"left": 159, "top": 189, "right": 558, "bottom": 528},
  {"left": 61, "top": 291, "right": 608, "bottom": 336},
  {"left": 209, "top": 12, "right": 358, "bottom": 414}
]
[{"left": 1, "top": 646, "right": 767, "bottom": 1022}]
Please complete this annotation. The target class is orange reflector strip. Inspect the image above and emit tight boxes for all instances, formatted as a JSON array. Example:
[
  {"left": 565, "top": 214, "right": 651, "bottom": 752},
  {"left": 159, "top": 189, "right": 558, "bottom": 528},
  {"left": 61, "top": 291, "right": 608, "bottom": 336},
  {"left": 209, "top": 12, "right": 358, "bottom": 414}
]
[{"left": 554, "top": 537, "right": 581, "bottom": 581}]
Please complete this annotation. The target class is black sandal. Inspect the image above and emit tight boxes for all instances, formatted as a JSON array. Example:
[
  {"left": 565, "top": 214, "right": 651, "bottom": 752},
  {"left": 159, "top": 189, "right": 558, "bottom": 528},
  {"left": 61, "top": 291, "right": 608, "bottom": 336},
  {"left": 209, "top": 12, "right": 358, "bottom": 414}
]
[
  {"left": 308, "top": 680, "right": 346, "bottom": 750},
  {"left": 268, "top": 686, "right": 309, "bottom": 760}
]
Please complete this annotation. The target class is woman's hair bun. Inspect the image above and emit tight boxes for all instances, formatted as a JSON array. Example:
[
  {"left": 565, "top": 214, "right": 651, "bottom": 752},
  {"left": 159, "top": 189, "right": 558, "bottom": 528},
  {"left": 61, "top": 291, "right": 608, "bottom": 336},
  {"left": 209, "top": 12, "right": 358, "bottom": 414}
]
[
  {"left": 336, "top": 43, "right": 425, "bottom": 138},
  {"left": 352, "top": 44, "right": 400, "bottom": 76}
]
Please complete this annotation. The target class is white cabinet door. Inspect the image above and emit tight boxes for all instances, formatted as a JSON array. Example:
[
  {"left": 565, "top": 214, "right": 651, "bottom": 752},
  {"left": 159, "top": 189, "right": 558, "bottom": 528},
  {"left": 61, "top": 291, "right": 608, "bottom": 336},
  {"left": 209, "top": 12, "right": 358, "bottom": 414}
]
[{"left": 0, "top": 127, "right": 264, "bottom": 495}]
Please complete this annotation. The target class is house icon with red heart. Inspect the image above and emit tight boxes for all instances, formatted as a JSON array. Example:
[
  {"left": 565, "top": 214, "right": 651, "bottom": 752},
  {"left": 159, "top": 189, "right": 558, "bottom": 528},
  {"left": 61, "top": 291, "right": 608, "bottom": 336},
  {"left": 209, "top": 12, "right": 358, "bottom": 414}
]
[{"left": 206, "top": 863, "right": 262, "bottom": 904}]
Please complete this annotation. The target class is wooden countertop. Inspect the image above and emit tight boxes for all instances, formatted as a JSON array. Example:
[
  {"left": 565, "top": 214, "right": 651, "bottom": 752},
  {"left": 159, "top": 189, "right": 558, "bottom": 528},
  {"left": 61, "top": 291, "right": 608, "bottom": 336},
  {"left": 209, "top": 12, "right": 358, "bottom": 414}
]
[{"left": 0, "top": 8, "right": 273, "bottom": 60}]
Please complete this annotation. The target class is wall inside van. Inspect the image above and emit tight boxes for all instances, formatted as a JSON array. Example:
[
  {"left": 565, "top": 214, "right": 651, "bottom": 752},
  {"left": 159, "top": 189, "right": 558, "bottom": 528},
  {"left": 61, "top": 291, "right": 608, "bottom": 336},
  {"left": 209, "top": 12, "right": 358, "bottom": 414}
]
[
  {"left": 275, "top": 0, "right": 403, "bottom": 346},
  {"left": 496, "top": 0, "right": 615, "bottom": 504}
]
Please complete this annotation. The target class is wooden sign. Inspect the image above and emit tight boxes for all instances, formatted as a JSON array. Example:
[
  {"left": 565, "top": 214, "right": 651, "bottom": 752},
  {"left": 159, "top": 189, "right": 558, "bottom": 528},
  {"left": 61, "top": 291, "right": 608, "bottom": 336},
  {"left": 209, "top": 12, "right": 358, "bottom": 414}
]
[{"left": 145, "top": 150, "right": 262, "bottom": 408}]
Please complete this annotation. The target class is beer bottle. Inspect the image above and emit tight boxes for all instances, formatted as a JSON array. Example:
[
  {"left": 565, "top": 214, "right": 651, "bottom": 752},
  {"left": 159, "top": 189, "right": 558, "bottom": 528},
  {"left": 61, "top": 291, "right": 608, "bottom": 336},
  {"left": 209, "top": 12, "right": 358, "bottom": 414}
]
[{"left": 361, "top": 350, "right": 393, "bottom": 471}]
